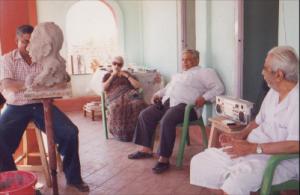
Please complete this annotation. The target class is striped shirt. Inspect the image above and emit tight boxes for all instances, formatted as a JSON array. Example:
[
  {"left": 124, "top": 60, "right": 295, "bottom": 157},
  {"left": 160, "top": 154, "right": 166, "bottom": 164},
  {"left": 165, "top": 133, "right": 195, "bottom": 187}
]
[{"left": 0, "top": 49, "right": 43, "bottom": 105}]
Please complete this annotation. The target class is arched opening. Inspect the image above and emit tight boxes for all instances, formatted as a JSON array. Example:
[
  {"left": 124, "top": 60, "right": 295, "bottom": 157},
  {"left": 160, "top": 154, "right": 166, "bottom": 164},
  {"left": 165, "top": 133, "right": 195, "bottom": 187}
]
[{"left": 66, "top": 0, "right": 121, "bottom": 74}]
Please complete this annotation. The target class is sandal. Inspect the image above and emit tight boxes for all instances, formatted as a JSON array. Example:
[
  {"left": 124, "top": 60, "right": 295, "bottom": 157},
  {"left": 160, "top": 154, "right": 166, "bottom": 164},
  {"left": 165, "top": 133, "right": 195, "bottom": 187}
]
[{"left": 128, "top": 151, "right": 153, "bottom": 159}]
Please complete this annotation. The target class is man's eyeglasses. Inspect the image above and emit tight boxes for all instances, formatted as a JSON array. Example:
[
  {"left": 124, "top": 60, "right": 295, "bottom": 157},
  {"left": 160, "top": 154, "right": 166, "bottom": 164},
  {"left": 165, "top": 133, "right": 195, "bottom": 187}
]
[{"left": 112, "top": 62, "right": 123, "bottom": 67}]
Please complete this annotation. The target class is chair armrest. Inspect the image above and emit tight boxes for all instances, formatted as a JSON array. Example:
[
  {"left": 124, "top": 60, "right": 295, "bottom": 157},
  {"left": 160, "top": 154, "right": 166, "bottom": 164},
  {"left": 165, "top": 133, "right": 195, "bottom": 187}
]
[
  {"left": 184, "top": 104, "right": 196, "bottom": 121},
  {"left": 101, "top": 91, "right": 105, "bottom": 104},
  {"left": 184, "top": 102, "right": 211, "bottom": 119},
  {"left": 260, "top": 153, "right": 299, "bottom": 195}
]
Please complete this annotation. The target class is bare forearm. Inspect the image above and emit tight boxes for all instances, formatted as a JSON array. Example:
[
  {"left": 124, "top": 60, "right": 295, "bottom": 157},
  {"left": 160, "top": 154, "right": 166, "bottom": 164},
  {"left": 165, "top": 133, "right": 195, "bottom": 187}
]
[
  {"left": 261, "top": 141, "right": 299, "bottom": 154},
  {"left": 103, "top": 75, "right": 114, "bottom": 91},
  {"left": 2, "top": 79, "right": 25, "bottom": 92},
  {"left": 242, "top": 121, "right": 259, "bottom": 138},
  {"left": 128, "top": 76, "right": 141, "bottom": 89}
]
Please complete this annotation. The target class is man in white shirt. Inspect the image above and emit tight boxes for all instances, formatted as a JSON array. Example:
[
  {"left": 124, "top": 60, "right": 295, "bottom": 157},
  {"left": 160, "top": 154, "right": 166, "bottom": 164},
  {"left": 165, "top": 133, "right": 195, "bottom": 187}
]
[
  {"left": 128, "top": 49, "right": 225, "bottom": 174},
  {"left": 190, "top": 46, "right": 299, "bottom": 195}
]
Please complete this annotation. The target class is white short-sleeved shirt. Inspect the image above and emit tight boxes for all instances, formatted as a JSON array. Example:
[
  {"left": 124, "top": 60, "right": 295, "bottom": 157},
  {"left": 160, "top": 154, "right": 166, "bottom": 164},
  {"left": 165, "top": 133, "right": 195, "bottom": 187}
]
[
  {"left": 247, "top": 83, "right": 299, "bottom": 143},
  {"left": 154, "top": 66, "right": 225, "bottom": 117}
]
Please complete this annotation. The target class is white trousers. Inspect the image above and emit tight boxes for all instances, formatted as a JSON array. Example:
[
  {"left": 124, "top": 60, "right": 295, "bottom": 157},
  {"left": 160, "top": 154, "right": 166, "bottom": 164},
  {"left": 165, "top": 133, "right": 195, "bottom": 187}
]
[{"left": 190, "top": 148, "right": 299, "bottom": 195}]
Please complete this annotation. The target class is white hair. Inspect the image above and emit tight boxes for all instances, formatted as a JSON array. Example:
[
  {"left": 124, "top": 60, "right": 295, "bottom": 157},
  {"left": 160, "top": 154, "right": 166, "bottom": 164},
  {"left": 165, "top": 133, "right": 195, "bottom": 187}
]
[
  {"left": 182, "top": 49, "right": 200, "bottom": 61},
  {"left": 113, "top": 56, "right": 124, "bottom": 64},
  {"left": 268, "top": 46, "right": 299, "bottom": 82}
]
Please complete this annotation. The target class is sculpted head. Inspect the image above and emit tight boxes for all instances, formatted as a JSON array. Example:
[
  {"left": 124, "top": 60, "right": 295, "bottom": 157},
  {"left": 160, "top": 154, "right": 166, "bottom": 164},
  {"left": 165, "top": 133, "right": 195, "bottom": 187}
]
[
  {"left": 25, "top": 22, "right": 70, "bottom": 89},
  {"left": 28, "top": 22, "right": 64, "bottom": 63}
]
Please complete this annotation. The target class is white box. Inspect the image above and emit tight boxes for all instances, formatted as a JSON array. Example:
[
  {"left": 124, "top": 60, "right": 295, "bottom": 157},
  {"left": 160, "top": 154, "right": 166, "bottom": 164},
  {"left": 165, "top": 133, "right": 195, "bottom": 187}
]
[{"left": 215, "top": 95, "right": 254, "bottom": 125}]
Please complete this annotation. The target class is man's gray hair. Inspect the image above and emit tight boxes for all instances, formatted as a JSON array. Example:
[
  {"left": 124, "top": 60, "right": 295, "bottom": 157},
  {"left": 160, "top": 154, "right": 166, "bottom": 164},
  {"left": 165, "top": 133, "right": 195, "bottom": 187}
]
[
  {"left": 182, "top": 49, "right": 200, "bottom": 60},
  {"left": 268, "top": 46, "right": 299, "bottom": 82}
]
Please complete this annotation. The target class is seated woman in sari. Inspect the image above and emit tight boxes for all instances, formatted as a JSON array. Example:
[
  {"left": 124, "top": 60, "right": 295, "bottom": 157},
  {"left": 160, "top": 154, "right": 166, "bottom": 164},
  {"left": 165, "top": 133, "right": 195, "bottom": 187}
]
[{"left": 102, "top": 56, "right": 147, "bottom": 142}]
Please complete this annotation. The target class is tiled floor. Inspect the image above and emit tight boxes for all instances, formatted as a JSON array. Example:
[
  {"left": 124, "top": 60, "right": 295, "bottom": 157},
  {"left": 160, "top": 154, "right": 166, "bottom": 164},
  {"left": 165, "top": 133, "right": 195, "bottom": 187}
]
[
  {"left": 35, "top": 112, "right": 298, "bottom": 195},
  {"left": 38, "top": 111, "right": 209, "bottom": 195}
]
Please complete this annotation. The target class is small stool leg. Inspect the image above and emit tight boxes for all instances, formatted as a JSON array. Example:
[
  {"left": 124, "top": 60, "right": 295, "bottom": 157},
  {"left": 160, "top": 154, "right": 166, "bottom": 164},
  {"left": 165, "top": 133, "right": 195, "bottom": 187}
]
[
  {"left": 92, "top": 110, "right": 95, "bottom": 121},
  {"left": 23, "top": 130, "right": 29, "bottom": 165}
]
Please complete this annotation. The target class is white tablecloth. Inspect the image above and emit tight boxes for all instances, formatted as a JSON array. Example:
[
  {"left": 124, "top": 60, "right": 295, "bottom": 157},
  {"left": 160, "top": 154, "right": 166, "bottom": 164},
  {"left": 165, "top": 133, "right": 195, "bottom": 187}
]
[{"left": 88, "top": 68, "right": 164, "bottom": 104}]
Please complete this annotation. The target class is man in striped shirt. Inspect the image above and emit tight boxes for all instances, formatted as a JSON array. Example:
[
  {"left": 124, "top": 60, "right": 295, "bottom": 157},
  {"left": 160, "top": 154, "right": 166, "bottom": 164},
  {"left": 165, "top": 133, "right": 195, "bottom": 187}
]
[{"left": 0, "top": 24, "right": 89, "bottom": 192}]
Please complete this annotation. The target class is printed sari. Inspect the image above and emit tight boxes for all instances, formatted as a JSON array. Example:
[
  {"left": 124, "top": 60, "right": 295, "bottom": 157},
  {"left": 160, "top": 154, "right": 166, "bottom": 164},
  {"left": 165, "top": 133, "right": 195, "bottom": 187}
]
[{"left": 103, "top": 73, "right": 146, "bottom": 142}]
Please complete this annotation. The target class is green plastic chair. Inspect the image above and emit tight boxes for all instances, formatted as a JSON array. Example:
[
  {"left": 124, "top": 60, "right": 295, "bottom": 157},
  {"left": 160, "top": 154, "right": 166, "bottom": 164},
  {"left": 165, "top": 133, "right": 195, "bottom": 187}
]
[
  {"left": 175, "top": 104, "right": 208, "bottom": 168},
  {"left": 101, "top": 89, "right": 144, "bottom": 140},
  {"left": 101, "top": 91, "right": 109, "bottom": 139},
  {"left": 259, "top": 153, "right": 299, "bottom": 195}
]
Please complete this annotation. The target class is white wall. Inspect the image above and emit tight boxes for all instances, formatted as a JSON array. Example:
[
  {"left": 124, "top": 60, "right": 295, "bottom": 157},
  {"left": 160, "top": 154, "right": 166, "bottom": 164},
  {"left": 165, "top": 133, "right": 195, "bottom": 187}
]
[
  {"left": 196, "top": 0, "right": 235, "bottom": 95},
  {"left": 141, "top": 0, "right": 179, "bottom": 80},
  {"left": 196, "top": 0, "right": 235, "bottom": 119},
  {"left": 278, "top": 0, "right": 299, "bottom": 54},
  {"left": 116, "top": 0, "right": 143, "bottom": 66}
]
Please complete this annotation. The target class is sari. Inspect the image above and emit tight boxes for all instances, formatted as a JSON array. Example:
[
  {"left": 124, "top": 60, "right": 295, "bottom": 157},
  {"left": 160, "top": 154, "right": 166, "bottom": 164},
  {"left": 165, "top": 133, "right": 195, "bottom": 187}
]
[{"left": 103, "top": 72, "right": 146, "bottom": 142}]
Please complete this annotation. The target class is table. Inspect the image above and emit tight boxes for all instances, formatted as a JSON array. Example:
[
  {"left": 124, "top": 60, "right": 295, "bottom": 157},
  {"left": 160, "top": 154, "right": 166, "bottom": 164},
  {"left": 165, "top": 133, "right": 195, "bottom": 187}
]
[
  {"left": 208, "top": 116, "right": 246, "bottom": 148},
  {"left": 88, "top": 68, "right": 164, "bottom": 104}
]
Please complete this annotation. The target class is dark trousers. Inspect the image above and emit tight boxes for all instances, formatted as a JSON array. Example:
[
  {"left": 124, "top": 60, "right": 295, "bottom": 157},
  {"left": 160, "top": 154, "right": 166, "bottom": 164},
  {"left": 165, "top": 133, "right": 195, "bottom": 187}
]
[
  {"left": 0, "top": 103, "right": 83, "bottom": 184},
  {"left": 133, "top": 100, "right": 197, "bottom": 158}
]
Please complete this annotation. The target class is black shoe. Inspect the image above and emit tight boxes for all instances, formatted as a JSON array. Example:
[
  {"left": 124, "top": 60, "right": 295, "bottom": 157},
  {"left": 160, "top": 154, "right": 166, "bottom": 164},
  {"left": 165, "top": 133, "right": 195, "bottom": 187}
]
[
  {"left": 152, "top": 162, "right": 170, "bottom": 174},
  {"left": 128, "top": 151, "right": 153, "bottom": 159},
  {"left": 35, "top": 189, "right": 42, "bottom": 195},
  {"left": 67, "top": 181, "right": 90, "bottom": 192}
]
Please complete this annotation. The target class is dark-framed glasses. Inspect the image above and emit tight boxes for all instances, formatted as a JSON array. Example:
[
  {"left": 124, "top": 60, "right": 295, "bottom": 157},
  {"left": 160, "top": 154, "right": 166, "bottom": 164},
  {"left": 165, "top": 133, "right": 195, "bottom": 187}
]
[{"left": 112, "top": 62, "right": 123, "bottom": 67}]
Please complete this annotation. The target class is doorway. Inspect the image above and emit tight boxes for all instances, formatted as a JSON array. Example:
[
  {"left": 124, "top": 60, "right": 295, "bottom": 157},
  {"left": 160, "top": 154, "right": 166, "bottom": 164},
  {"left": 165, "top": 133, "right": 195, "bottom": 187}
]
[{"left": 243, "top": 0, "right": 279, "bottom": 116}]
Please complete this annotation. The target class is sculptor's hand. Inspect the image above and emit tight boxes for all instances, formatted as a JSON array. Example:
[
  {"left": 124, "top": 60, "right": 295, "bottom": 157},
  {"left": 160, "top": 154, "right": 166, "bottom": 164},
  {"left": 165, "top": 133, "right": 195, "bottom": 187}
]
[{"left": 25, "top": 74, "right": 35, "bottom": 88}]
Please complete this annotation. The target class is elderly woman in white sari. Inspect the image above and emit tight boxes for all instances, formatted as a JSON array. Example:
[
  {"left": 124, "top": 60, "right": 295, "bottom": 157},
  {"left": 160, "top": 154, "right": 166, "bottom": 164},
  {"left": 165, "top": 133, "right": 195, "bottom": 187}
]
[{"left": 190, "top": 46, "right": 299, "bottom": 195}]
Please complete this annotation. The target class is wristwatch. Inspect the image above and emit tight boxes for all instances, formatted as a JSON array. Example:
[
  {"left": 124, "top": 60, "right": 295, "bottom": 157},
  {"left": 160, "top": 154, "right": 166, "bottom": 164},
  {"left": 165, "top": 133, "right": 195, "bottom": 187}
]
[{"left": 256, "top": 144, "right": 263, "bottom": 154}]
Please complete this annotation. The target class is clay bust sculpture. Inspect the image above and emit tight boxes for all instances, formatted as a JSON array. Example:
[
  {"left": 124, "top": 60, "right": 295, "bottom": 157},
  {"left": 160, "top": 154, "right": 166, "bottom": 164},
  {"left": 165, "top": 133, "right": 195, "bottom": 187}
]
[{"left": 26, "top": 22, "right": 70, "bottom": 89}]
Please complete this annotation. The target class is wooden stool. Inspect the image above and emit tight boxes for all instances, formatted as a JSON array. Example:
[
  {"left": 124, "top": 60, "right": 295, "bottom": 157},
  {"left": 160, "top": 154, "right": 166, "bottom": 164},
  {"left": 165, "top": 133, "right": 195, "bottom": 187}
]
[
  {"left": 83, "top": 101, "right": 101, "bottom": 121},
  {"left": 14, "top": 122, "right": 63, "bottom": 187},
  {"left": 208, "top": 116, "right": 246, "bottom": 148}
]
